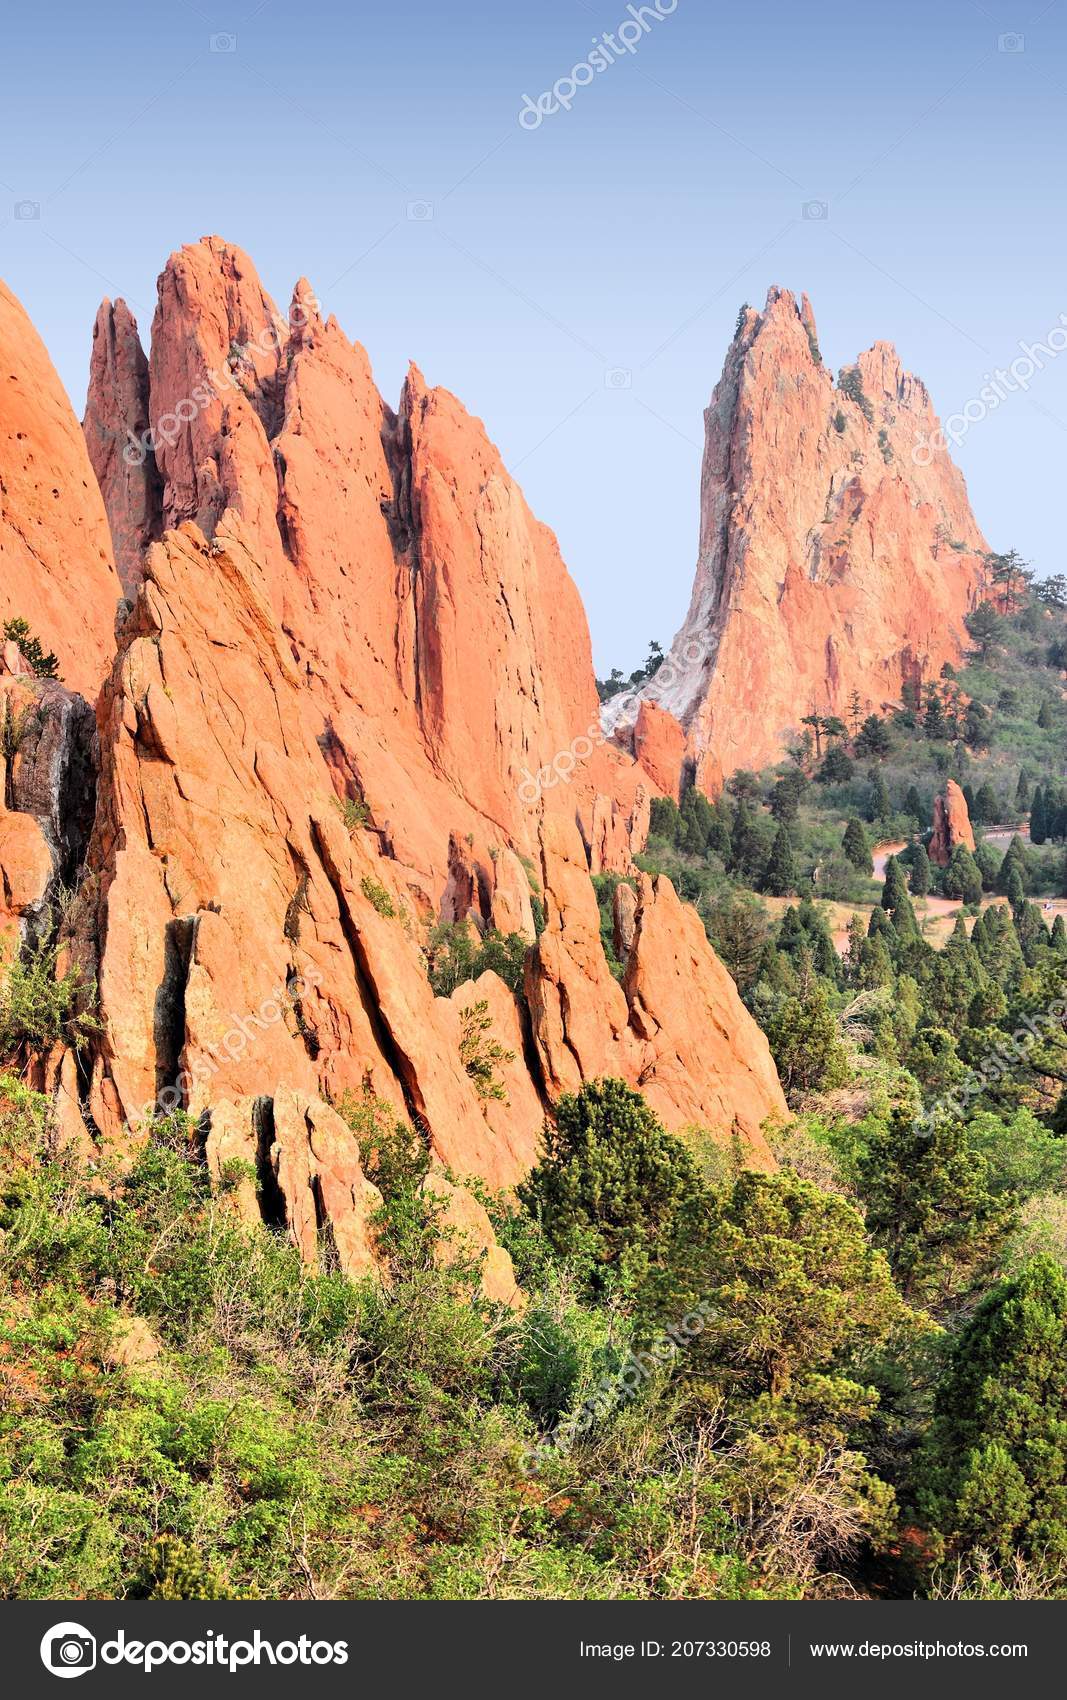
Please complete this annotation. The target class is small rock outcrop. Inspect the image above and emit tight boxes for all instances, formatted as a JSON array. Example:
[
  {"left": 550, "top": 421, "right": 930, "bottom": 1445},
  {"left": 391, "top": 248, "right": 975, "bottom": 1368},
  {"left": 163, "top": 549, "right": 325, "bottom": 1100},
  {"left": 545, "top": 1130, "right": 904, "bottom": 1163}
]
[
  {"left": 928, "top": 778, "right": 977, "bottom": 866},
  {"left": 525, "top": 817, "right": 785, "bottom": 1158}
]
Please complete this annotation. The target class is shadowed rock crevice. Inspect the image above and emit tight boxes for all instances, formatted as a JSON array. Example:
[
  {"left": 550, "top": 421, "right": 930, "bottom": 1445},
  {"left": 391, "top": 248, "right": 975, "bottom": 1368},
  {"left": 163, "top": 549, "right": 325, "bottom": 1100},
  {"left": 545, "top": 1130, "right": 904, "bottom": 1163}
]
[
  {"left": 252, "top": 1095, "right": 287, "bottom": 1230},
  {"left": 153, "top": 915, "right": 196, "bottom": 1111}
]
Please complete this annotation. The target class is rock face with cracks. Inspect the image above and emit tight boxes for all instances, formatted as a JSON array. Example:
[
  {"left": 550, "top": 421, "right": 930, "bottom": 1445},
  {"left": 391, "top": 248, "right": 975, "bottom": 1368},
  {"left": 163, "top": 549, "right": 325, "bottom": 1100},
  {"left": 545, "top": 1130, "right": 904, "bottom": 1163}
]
[
  {"left": 611, "top": 286, "right": 987, "bottom": 789},
  {"left": 0, "top": 278, "right": 123, "bottom": 696},
  {"left": 0, "top": 247, "right": 799, "bottom": 1298},
  {"left": 84, "top": 237, "right": 653, "bottom": 888}
]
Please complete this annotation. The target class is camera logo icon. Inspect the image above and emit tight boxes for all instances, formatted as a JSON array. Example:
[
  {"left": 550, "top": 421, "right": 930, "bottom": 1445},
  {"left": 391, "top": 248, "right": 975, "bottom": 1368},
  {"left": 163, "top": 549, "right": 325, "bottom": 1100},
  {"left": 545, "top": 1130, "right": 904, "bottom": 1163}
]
[
  {"left": 40, "top": 1623, "right": 96, "bottom": 1679},
  {"left": 14, "top": 200, "right": 40, "bottom": 221},
  {"left": 210, "top": 32, "right": 237, "bottom": 52},
  {"left": 802, "top": 199, "right": 828, "bottom": 220},
  {"left": 605, "top": 367, "right": 632, "bottom": 389},
  {"left": 406, "top": 200, "right": 434, "bottom": 221},
  {"left": 998, "top": 32, "right": 1024, "bottom": 52}
]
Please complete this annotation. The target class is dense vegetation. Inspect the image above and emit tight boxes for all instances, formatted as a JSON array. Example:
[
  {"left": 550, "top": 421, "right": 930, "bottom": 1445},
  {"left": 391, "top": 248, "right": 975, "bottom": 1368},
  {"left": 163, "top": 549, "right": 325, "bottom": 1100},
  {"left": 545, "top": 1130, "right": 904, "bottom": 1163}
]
[{"left": 2, "top": 578, "right": 1066, "bottom": 1600}]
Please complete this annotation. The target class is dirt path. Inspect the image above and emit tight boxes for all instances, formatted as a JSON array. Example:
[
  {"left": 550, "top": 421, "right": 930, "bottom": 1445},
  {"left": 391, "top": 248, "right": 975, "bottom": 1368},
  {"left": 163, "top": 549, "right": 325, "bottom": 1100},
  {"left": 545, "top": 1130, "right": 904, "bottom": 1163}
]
[{"left": 861, "top": 833, "right": 1067, "bottom": 948}]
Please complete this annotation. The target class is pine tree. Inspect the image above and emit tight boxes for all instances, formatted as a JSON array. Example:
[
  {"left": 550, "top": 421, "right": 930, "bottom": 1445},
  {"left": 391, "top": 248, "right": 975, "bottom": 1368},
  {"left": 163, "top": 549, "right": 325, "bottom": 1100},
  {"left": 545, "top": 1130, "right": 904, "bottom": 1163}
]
[
  {"left": 765, "top": 977, "right": 850, "bottom": 1099},
  {"left": 856, "top": 1107, "right": 1015, "bottom": 1306},
  {"left": 910, "top": 841, "right": 932, "bottom": 896},
  {"left": 762, "top": 825, "right": 798, "bottom": 896},
  {"left": 881, "top": 854, "right": 909, "bottom": 912},
  {"left": 517, "top": 1078, "right": 705, "bottom": 1299},
  {"left": 869, "top": 773, "right": 892, "bottom": 823},
  {"left": 996, "top": 834, "right": 1029, "bottom": 895},
  {"left": 904, "top": 784, "right": 926, "bottom": 829},
  {"left": 842, "top": 817, "right": 873, "bottom": 873},
  {"left": 973, "top": 782, "right": 998, "bottom": 824},
  {"left": 1015, "top": 768, "right": 1032, "bottom": 813},
  {"left": 1030, "top": 785, "right": 1048, "bottom": 845},
  {"left": 942, "top": 845, "right": 983, "bottom": 906},
  {"left": 920, "top": 1257, "right": 1067, "bottom": 1563},
  {"left": 923, "top": 685, "right": 948, "bottom": 740}
]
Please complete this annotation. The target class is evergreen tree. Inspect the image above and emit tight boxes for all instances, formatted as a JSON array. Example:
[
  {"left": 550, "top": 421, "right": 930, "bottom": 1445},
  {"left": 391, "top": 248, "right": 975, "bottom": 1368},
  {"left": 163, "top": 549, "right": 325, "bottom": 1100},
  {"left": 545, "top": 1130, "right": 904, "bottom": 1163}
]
[
  {"left": 729, "top": 800, "right": 766, "bottom": 883},
  {"left": 974, "top": 840, "right": 1002, "bottom": 891},
  {"left": 910, "top": 842, "right": 932, "bottom": 896},
  {"left": 868, "top": 773, "right": 892, "bottom": 823},
  {"left": 973, "top": 782, "right": 998, "bottom": 825},
  {"left": 904, "top": 784, "right": 927, "bottom": 830},
  {"left": 881, "top": 854, "right": 909, "bottom": 912},
  {"left": 842, "top": 817, "right": 873, "bottom": 873},
  {"left": 770, "top": 769, "right": 806, "bottom": 824},
  {"left": 1030, "top": 785, "right": 1048, "bottom": 845},
  {"left": 963, "top": 600, "right": 1004, "bottom": 661},
  {"left": 920, "top": 1257, "right": 1067, "bottom": 1564},
  {"left": 856, "top": 1107, "right": 1015, "bottom": 1307},
  {"left": 817, "top": 745, "right": 854, "bottom": 783},
  {"left": 649, "top": 796, "right": 682, "bottom": 845},
  {"left": 996, "top": 834, "right": 1029, "bottom": 896},
  {"left": 942, "top": 845, "right": 983, "bottom": 906},
  {"left": 762, "top": 825, "right": 798, "bottom": 896},
  {"left": 923, "top": 685, "right": 948, "bottom": 740},
  {"left": 1015, "top": 768, "right": 1032, "bottom": 813},
  {"left": 765, "top": 976, "right": 850, "bottom": 1099},
  {"left": 518, "top": 1078, "right": 705, "bottom": 1300}
]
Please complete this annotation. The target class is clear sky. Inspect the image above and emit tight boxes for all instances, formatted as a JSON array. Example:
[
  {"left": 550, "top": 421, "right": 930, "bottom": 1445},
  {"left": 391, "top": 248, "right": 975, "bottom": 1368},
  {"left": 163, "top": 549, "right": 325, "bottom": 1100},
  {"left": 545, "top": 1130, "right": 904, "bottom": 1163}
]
[{"left": 2, "top": 0, "right": 1065, "bottom": 675}]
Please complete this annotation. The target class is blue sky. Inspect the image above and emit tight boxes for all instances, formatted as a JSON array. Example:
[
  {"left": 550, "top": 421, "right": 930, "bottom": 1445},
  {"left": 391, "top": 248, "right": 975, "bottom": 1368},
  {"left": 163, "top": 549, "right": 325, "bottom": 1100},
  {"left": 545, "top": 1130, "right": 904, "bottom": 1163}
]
[{"left": 2, "top": 0, "right": 1065, "bottom": 673}]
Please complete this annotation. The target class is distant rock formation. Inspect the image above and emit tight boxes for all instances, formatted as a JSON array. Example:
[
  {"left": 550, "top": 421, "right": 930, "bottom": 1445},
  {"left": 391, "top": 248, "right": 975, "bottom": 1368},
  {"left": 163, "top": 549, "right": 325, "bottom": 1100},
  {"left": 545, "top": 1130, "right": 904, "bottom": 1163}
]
[
  {"left": 929, "top": 778, "right": 977, "bottom": 866},
  {"left": 611, "top": 285, "right": 987, "bottom": 788}
]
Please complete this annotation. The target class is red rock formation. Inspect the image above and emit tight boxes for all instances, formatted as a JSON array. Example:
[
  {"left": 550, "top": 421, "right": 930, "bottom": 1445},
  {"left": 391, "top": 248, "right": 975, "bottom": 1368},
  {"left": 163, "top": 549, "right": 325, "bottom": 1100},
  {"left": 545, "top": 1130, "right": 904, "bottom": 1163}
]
[
  {"left": 0, "top": 278, "right": 122, "bottom": 695},
  {"left": 0, "top": 249, "right": 800, "bottom": 1283},
  {"left": 83, "top": 300, "right": 161, "bottom": 597},
  {"left": 85, "top": 238, "right": 650, "bottom": 889},
  {"left": 613, "top": 286, "right": 986, "bottom": 786},
  {"left": 631, "top": 700, "right": 686, "bottom": 800},
  {"left": 928, "top": 778, "right": 976, "bottom": 866},
  {"left": 525, "top": 815, "right": 785, "bottom": 1159}
]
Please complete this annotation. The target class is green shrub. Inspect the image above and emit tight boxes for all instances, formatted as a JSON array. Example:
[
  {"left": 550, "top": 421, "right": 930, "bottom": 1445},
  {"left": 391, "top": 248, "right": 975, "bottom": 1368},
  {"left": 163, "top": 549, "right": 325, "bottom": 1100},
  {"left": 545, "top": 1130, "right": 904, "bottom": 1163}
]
[
  {"left": 2, "top": 616, "right": 59, "bottom": 679},
  {"left": 332, "top": 793, "right": 370, "bottom": 833},
  {"left": 0, "top": 941, "right": 99, "bottom": 1062},
  {"left": 458, "top": 1000, "right": 514, "bottom": 1101},
  {"left": 360, "top": 875, "right": 396, "bottom": 917}
]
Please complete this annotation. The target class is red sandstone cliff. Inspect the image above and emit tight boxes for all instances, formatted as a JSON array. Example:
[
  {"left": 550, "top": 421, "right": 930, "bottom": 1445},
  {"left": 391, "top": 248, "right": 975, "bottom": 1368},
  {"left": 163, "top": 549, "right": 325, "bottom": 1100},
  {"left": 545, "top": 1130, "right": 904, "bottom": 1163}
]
[
  {"left": 0, "top": 256, "right": 789, "bottom": 1291},
  {"left": 84, "top": 237, "right": 649, "bottom": 890},
  {"left": 0, "top": 279, "right": 122, "bottom": 694},
  {"left": 612, "top": 286, "right": 987, "bottom": 789}
]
